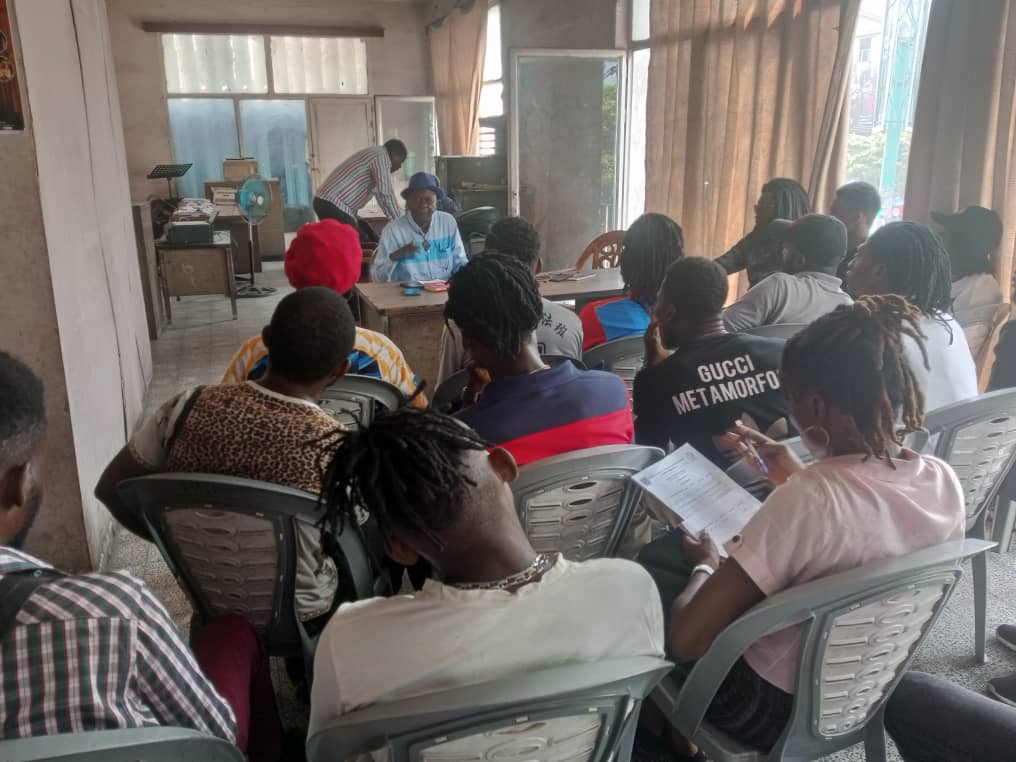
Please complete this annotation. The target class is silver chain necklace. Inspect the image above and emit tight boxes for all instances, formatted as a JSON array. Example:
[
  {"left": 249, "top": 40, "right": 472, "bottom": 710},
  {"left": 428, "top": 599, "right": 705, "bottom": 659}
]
[{"left": 451, "top": 553, "right": 555, "bottom": 591}]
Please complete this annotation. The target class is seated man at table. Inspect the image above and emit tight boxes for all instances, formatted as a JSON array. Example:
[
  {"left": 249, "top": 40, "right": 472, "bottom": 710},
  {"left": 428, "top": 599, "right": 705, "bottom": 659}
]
[
  {"left": 309, "top": 407, "right": 663, "bottom": 734},
  {"left": 370, "top": 172, "right": 467, "bottom": 283},
  {"left": 723, "top": 214, "right": 853, "bottom": 333},
  {"left": 447, "top": 253, "right": 632, "bottom": 466},
  {"left": 97, "top": 287, "right": 354, "bottom": 625},
  {"left": 634, "top": 257, "right": 789, "bottom": 466},
  {"left": 222, "top": 218, "right": 426, "bottom": 406},
  {"left": 436, "top": 216, "right": 583, "bottom": 384}
]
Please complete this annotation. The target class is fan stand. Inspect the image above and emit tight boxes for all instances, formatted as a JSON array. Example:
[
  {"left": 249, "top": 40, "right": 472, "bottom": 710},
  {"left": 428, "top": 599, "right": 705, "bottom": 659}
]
[{"left": 235, "top": 220, "right": 277, "bottom": 299}]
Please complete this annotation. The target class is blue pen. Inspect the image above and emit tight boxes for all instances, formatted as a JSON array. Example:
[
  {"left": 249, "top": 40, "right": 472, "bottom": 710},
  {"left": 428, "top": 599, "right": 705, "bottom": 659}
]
[{"left": 744, "top": 439, "right": 769, "bottom": 476}]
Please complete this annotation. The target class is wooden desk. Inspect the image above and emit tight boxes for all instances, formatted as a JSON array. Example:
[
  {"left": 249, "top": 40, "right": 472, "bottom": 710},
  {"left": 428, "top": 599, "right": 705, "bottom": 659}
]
[
  {"left": 356, "top": 268, "right": 624, "bottom": 386},
  {"left": 156, "top": 232, "right": 237, "bottom": 322}
]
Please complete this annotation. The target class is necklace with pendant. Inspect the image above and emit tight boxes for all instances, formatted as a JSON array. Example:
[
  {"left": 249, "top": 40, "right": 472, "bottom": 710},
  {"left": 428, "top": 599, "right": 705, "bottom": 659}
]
[{"left": 452, "top": 553, "right": 555, "bottom": 591}]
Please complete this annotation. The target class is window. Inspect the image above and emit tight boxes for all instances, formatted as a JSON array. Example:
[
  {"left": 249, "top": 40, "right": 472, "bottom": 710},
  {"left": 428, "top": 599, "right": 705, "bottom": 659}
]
[
  {"left": 624, "top": 0, "right": 652, "bottom": 226},
  {"left": 478, "top": 2, "right": 503, "bottom": 155},
  {"left": 631, "top": 0, "right": 650, "bottom": 42},
  {"left": 162, "top": 32, "right": 368, "bottom": 229},
  {"left": 844, "top": 0, "right": 932, "bottom": 227}
]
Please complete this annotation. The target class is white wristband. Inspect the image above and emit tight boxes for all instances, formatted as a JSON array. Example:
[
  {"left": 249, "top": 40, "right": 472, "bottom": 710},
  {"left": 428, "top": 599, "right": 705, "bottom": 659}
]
[{"left": 691, "top": 563, "right": 715, "bottom": 577}]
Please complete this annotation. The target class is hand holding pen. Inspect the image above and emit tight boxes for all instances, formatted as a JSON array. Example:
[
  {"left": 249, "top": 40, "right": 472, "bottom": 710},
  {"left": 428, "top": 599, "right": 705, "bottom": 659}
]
[{"left": 717, "top": 420, "right": 807, "bottom": 486}]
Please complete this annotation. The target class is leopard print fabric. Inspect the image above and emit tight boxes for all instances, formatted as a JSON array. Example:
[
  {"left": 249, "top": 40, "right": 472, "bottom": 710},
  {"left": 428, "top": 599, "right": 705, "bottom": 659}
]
[
  {"left": 166, "top": 383, "right": 341, "bottom": 490},
  {"left": 165, "top": 382, "right": 343, "bottom": 620}
]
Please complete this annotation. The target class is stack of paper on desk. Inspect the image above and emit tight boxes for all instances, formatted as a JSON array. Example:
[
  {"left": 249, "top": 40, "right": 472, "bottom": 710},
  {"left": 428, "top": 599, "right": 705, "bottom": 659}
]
[{"left": 632, "top": 444, "right": 761, "bottom": 555}]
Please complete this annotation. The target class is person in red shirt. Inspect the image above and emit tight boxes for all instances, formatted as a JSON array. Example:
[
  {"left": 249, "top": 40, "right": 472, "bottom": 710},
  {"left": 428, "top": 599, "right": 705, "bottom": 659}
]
[
  {"left": 579, "top": 213, "right": 685, "bottom": 351},
  {"left": 448, "top": 254, "right": 632, "bottom": 466}
]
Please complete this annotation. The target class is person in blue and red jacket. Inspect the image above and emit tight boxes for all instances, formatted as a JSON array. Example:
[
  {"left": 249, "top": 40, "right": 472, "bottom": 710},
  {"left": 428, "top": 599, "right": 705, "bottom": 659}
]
[
  {"left": 448, "top": 253, "right": 633, "bottom": 466},
  {"left": 579, "top": 213, "right": 685, "bottom": 351}
]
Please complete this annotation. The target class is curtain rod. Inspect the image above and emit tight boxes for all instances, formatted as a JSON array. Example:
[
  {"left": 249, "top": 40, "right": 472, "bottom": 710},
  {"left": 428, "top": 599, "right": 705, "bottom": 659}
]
[{"left": 140, "top": 21, "right": 385, "bottom": 38}]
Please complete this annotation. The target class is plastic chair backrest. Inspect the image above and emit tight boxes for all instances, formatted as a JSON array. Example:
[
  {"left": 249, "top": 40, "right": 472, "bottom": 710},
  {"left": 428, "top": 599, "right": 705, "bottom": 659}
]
[
  {"left": 912, "top": 389, "right": 1016, "bottom": 531},
  {"left": 0, "top": 727, "right": 244, "bottom": 761},
  {"left": 956, "top": 302, "right": 1009, "bottom": 366},
  {"left": 575, "top": 230, "right": 626, "bottom": 270},
  {"left": 512, "top": 445, "right": 664, "bottom": 559},
  {"left": 306, "top": 656, "right": 673, "bottom": 762},
  {"left": 656, "top": 539, "right": 993, "bottom": 761},
  {"left": 740, "top": 323, "right": 808, "bottom": 340},
  {"left": 582, "top": 336, "right": 644, "bottom": 392},
  {"left": 319, "top": 374, "right": 405, "bottom": 427},
  {"left": 116, "top": 474, "right": 375, "bottom": 657}
]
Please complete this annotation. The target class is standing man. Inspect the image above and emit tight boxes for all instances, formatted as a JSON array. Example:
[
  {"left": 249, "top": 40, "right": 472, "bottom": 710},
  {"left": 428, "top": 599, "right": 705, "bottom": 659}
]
[
  {"left": 830, "top": 180, "right": 881, "bottom": 281},
  {"left": 371, "top": 172, "right": 467, "bottom": 283},
  {"left": 313, "top": 139, "right": 408, "bottom": 244}
]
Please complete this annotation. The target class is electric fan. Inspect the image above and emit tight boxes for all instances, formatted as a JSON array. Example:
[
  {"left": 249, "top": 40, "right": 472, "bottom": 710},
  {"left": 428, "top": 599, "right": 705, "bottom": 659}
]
[{"left": 236, "top": 176, "right": 277, "bottom": 298}]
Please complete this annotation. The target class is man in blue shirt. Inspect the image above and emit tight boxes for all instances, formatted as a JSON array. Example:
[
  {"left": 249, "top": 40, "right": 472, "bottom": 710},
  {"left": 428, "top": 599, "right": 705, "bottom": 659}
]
[{"left": 370, "top": 173, "right": 467, "bottom": 282}]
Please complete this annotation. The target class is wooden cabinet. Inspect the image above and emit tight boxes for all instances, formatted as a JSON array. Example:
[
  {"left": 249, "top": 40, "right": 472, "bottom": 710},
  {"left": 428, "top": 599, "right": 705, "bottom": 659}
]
[{"left": 204, "top": 178, "right": 286, "bottom": 261}]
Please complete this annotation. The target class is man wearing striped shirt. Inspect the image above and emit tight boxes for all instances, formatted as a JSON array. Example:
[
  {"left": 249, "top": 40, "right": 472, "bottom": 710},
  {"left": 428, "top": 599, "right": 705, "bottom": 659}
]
[
  {"left": 313, "top": 140, "right": 407, "bottom": 243},
  {"left": 0, "top": 352, "right": 279, "bottom": 758}
]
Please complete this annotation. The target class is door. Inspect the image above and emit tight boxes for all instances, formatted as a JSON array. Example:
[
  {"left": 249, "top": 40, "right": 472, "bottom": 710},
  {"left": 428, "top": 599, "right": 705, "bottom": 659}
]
[
  {"left": 510, "top": 50, "right": 626, "bottom": 270},
  {"left": 308, "top": 98, "right": 374, "bottom": 193}
]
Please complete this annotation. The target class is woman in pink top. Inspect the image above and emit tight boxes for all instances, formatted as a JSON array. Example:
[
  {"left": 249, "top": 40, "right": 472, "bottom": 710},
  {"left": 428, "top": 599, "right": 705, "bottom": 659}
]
[{"left": 637, "top": 295, "right": 966, "bottom": 756}]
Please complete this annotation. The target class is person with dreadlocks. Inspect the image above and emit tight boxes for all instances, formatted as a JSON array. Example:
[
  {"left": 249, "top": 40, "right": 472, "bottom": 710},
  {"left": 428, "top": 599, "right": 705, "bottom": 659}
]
[
  {"left": 847, "top": 220, "right": 977, "bottom": 411},
  {"left": 436, "top": 216, "right": 583, "bottom": 385},
  {"left": 578, "top": 212, "right": 685, "bottom": 351},
  {"left": 307, "top": 407, "right": 663, "bottom": 734},
  {"left": 717, "top": 178, "right": 811, "bottom": 287},
  {"left": 446, "top": 253, "right": 632, "bottom": 465},
  {"left": 634, "top": 296, "right": 965, "bottom": 757}
]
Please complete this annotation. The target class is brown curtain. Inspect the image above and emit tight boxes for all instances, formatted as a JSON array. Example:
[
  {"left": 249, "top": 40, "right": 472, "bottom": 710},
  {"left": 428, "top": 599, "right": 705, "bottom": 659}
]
[
  {"left": 904, "top": 0, "right": 1016, "bottom": 299},
  {"left": 429, "top": 0, "right": 488, "bottom": 155},
  {"left": 644, "top": 0, "right": 860, "bottom": 267}
]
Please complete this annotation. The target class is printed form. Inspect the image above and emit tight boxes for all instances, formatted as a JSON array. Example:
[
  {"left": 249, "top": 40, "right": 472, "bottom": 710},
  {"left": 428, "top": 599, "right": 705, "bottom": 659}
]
[{"left": 633, "top": 444, "right": 761, "bottom": 555}]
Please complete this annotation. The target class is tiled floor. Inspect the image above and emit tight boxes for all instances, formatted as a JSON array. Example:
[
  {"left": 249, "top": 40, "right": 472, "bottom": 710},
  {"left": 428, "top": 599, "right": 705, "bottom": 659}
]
[{"left": 106, "top": 268, "right": 1016, "bottom": 760}]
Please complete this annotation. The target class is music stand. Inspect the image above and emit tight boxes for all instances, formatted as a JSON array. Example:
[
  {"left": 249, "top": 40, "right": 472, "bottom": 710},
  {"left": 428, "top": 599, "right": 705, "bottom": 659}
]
[{"left": 147, "top": 163, "right": 193, "bottom": 198}]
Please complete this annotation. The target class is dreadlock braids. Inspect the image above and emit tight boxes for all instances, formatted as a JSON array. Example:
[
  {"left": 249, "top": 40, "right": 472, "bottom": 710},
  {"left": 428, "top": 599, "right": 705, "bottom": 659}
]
[
  {"left": 866, "top": 221, "right": 953, "bottom": 317},
  {"left": 762, "top": 178, "right": 811, "bottom": 221},
  {"left": 317, "top": 408, "right": 492, "bottom": 552},
  {"left": 445, "top": 253, "right": 543, "bottom": 357},
  {"left": 620, "top": 213, "right": 685, "bottom": 303},
  {"left": 781, "top": 295, "right": 928, "bottom": 461}
]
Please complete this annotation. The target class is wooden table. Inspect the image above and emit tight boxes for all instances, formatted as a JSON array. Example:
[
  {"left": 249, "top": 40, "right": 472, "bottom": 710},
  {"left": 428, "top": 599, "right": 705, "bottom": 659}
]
[
  {"left": 156, "top": 231, "right": 237, "bottom": 322},
  {"left": 355, "top": 268, "right": 625, "bottom": 386}
]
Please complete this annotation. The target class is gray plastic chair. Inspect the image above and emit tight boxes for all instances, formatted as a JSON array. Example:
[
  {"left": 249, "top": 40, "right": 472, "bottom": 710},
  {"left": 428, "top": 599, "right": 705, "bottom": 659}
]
[
  {"left": 740, "top": 323, "right": 808, "bottom": 340},
  {"left": 116, "top": 474, "right": 375, "bottom": 671},
  {"left": 306, "top": 656, "right": 673, "bottom": 762},
  {"left": 0, "top": 727, "right": 244, "bottom": 761},
  {"left": 319, "top": 374, "right": 405, "bottom": 426},
  {"left": 582, "top": 335, "right": 644, "bottom": 391},
  {"left": 909, "top": 388, "right": 1016, "bottom": 661},
  {"left": 653, "top": 539, "right": 994, "bottom": 762},
  {"left": 512, "top": 445, "right": 664, "bottom": 560}
]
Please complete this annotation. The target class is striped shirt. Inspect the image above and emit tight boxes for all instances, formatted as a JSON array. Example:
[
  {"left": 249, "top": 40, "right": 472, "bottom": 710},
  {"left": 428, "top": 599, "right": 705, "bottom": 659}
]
[
  {"left": 0, "top": 547, "right": 236, "bottom": 741},
  {"left": 315, "top": 146, "right": 402, "bottom": 220},
  {"left": 221, "top": 328, "right": 427, "bottom": 407},
  {"left": 455, "top": 361, "right": 634, "bottom": 466},
  {"left": 370, "top": 211, "right": 468, "bottom": 283}
]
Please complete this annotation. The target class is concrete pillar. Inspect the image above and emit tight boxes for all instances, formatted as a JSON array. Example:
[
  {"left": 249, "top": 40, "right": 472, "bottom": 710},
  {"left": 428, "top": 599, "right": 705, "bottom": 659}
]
[{"left": 0, "top": 0, "right": 151, "bottom": 571}]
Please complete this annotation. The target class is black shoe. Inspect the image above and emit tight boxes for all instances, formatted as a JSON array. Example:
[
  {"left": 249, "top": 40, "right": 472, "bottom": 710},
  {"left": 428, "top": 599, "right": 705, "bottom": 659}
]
[
  {"left": 987, "top": 672, "right": 1016, "bottom": 707},
  {"left": 996, "top": 623, "right": 1016, "bottom": 653}
]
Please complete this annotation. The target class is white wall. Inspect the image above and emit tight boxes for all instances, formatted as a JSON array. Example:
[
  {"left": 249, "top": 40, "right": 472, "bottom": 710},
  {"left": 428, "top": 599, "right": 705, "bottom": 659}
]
[
  {"left": 105, "top": 0, "right": 434, "bottom": 201},
  {"left": 15, "top": 0, "right": 151, "bottom": 565}
]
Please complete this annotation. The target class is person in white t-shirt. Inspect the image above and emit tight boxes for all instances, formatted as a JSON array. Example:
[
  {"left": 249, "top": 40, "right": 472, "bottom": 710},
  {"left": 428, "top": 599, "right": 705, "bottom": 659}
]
[
  {"left": 722, "top": 214, "right": 853, "bottom": 332},
  {"left": 636, "top": 295, "right": 965, "bottom": 756},
  {"left": 932, "top": 205, "right": 1005, "bottom": 313},
  {"left": 308, "top": 408, "right": 664, "bottom": 740},
  {"left": 847, "top": 221, "right": 978, "bottom": 412}
]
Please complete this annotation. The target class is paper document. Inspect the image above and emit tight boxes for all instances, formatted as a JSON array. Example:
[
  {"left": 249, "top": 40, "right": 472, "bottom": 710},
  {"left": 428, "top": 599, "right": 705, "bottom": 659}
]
[{"left": 632, "top": 444, "right": 761, "bottom": 554}]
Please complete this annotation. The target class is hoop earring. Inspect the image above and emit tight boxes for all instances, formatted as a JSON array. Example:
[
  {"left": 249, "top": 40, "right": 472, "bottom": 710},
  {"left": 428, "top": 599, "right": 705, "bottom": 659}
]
[{"left": 803, "top": 425, "right": 831, "bottom": 450}]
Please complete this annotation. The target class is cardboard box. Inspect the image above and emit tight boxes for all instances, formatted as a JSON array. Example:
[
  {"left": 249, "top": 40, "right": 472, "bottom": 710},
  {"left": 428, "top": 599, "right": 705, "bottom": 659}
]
[{"left": 223, "top": 157, "right": 258, "bottom": 180}]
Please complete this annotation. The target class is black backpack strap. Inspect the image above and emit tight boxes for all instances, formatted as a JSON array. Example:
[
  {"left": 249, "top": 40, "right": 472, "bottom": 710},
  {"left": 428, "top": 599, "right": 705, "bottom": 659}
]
[{"left": 0, "top": 569, "right": 63, "bottom": 641}]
